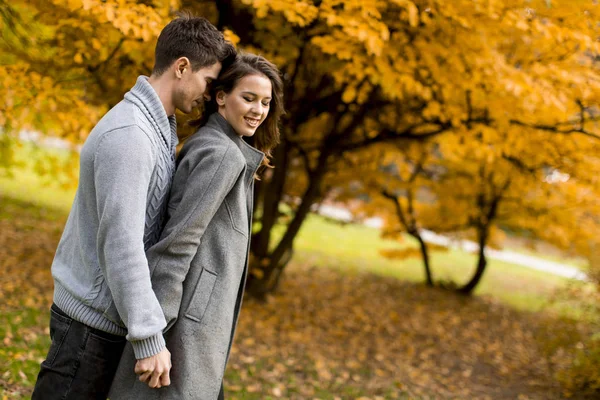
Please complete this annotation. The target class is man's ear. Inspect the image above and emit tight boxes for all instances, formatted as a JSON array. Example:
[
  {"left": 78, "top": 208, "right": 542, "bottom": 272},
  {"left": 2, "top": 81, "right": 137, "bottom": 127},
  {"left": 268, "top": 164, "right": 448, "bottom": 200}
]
[{"left": 174, "top": 57, "right": 191, "bottom": 78}]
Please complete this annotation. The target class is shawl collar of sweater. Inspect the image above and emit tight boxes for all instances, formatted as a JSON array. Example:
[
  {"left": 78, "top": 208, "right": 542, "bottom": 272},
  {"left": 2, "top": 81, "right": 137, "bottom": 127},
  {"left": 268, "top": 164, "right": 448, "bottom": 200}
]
[{"left": 124, "top": 76, "right": 178, "bottom": 156}]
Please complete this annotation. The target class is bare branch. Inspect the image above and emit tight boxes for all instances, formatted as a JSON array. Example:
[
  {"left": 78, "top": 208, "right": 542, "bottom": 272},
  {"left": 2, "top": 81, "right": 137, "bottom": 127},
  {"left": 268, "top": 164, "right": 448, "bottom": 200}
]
[{"left": 508, "top": 118, "right": 600, "bottom": 140}]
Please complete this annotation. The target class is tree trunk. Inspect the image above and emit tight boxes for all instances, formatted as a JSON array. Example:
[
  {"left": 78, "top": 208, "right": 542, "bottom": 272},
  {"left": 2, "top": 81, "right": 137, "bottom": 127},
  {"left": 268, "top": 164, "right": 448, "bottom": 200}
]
[
  {"left": 383, "top": 190, "right": 434, "bottom": 287},
  {"left": 251, "top": 139, "right": 289, "bottom": 258},
  {"left": 458, "top": 226, "right": 488, "bottom": 295},
  {"left": 252, "top": 176, "right": 262, "bottom": 219},
  {"left": 414, "top": 233, "right": 434, "bottom": 286},
  {"left": 247, "top": 150, "right": 329, "bottom": 295},
  {"left": 246, "top": 243, "right": 294, "bottom": 299},
  {"left": 215, "top": 0, "right": 253, "bottom": 40},
  {"left": 457, "top": 178, "right": 507, "bottom": 295}
]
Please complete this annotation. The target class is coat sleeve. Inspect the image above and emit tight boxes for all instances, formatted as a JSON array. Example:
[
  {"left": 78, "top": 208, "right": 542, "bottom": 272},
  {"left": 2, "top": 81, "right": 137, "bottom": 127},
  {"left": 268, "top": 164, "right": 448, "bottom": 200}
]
[
  {"left": 94, "top": 127, "right": 166, "bottom": 360},
  {"left": 146, "top": 140, "right": 244, "bottom": 331}
]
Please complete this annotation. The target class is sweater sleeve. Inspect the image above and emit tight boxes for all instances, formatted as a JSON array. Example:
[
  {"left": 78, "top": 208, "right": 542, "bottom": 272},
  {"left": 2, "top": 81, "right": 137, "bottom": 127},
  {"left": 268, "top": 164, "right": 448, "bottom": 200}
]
[
  {"left": 146, "top": 140, "right": 244, "bottom": 331},
  {"left": 94, "top": 127, "right": 167, "bottom": 359}
]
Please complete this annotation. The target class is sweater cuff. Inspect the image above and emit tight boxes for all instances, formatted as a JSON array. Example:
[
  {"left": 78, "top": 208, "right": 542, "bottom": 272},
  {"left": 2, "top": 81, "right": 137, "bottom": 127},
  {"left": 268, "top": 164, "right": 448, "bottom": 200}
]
[{"left": 130, "top": 333, "right": 166, "bottom": 359}]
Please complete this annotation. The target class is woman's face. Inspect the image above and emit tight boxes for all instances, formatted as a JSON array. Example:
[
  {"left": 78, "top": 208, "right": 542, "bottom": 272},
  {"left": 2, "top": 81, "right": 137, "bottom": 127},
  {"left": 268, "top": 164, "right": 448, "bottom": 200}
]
[{"left": 217, "top": 74, "right": 272, "bottom": 137}]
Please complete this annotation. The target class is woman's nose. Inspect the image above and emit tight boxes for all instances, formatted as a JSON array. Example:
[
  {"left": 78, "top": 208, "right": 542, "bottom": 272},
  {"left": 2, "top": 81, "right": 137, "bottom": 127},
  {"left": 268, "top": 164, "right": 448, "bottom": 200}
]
[{"left": 250, "top": 104, "right": 263, "bottom": 116}]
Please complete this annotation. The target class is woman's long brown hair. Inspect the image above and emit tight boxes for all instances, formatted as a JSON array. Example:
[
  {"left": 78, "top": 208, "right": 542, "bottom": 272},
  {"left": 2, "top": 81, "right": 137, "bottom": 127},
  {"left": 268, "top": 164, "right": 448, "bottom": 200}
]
[{"left": 189, "top": 52, "right": 285, "bottom": 170}]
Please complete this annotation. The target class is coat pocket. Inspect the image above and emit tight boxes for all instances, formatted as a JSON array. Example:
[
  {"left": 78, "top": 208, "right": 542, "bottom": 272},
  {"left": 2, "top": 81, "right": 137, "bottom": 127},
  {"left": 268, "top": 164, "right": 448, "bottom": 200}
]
[
  {"left": 184, "top": 268, "right": 218, "bottom": 323},
  {"left": 224, "top": 197, "right": 248, "bottom": 237}
]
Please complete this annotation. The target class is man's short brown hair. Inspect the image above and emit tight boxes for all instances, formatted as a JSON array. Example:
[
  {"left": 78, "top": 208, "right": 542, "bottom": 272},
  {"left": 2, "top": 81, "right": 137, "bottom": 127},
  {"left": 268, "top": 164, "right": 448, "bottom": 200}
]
[{"left": 152, "top": 13, "right": 236, "bottom": 76}]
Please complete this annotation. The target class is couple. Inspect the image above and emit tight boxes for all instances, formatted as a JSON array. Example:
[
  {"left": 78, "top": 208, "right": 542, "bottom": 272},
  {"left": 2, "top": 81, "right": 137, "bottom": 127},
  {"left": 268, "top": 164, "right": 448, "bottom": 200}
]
[{"left": 32, "top": 14, "right": 284, "bottom": 400}]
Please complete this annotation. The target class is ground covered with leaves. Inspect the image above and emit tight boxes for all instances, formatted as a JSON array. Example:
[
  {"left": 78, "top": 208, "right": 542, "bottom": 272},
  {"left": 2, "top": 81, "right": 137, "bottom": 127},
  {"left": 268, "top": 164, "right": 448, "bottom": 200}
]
[{"left": 0, "top": 196, "right": 594, "bottom": 399}]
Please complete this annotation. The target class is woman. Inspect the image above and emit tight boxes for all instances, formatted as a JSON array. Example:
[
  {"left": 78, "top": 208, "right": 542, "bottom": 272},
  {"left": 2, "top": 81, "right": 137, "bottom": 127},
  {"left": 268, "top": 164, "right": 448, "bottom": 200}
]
[{"left": 109, "top": 53, "right": 284, "bottom": 399}]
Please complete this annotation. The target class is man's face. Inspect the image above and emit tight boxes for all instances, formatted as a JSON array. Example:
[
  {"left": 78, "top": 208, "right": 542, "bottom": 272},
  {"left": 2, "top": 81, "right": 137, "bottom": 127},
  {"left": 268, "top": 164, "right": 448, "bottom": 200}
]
[{"left": 174, "top": 62, "right": 221, "bottom": 114}]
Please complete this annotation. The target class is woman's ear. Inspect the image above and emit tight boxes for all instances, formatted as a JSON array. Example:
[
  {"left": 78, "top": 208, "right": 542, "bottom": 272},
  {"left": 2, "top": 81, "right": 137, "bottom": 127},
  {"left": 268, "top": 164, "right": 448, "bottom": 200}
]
[{"left": 216, "top": 91, "right": 227, "bottom": 106}]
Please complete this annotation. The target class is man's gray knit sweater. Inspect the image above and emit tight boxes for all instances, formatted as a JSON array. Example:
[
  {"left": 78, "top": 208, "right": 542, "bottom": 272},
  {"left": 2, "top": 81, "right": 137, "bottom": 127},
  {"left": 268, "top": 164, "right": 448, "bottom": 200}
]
[{"left": 51, "top": 76, "right": 177, "bottom": 359}]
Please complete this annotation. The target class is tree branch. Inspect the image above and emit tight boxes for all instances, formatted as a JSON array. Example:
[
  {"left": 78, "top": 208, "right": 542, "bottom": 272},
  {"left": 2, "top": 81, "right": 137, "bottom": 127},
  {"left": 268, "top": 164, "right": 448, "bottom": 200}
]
[
  {"left": 508, "top": 118, "right": 600, "bottom": 140},
  {"left": 88, "top": 37, "right": 125, "bottom": 73}
]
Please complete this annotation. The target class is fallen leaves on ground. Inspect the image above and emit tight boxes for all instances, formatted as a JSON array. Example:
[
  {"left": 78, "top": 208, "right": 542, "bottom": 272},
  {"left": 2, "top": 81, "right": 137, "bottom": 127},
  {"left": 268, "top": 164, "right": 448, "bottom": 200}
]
[
  {"left": 229, "top": 265, "right": 570, "bottom": 399},
  {"left": 0, "top": 196, "right": 594, "bottom": 399}
]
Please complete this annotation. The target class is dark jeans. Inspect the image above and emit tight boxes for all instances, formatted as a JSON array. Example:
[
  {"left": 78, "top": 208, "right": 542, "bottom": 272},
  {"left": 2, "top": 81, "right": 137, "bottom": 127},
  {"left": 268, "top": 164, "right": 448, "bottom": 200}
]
[{"left": 32, "top": 304, "right": 126, "bottom": 400}]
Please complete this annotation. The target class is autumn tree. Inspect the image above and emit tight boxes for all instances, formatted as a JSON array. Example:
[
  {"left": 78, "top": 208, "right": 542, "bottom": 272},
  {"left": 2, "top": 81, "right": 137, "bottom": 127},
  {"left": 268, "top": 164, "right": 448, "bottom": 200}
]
[
  {"left": 339, "top": 122, "right": 600, "bottom": 294},
  {"left": 333, "top": 141, "right": 441, "bottom": 287},
  {"left": 1, "top": 0, "right": 599, "bottom": 295},
  {"left": 209, "top": 0, "right": 600, "bottom": 294}
]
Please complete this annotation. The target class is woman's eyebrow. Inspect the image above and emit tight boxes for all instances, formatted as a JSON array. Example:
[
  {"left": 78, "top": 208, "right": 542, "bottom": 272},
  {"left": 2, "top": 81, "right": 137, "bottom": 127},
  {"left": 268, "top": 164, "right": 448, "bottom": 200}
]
[{"left": 241, "top": 91, "right": 271, "bottom": 99}]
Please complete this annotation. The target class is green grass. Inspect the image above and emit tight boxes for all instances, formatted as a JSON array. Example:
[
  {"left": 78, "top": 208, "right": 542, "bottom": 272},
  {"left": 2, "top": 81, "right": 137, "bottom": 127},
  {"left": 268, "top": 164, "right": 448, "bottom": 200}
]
[
  {"left": 0, "top": 167, "right": 75, "bottom": 213},
  {"left": 0, "top": 142, "right": 77, "bottom": 213},
  {"left": 288, "top": 214, "right": 588, "bottom": 316}
]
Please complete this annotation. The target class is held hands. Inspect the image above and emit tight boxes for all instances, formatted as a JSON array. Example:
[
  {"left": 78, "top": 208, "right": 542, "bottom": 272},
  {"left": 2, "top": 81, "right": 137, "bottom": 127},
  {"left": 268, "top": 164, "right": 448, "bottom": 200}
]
[{"left": 134, "top": 347, "right": 172, "bottom": 389}]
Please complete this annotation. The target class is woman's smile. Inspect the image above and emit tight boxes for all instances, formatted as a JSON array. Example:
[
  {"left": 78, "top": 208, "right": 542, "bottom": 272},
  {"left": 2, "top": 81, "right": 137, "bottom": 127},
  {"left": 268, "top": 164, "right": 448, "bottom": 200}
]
[{"left": 244, "top": 117, "right": 260, "bottom": 127}]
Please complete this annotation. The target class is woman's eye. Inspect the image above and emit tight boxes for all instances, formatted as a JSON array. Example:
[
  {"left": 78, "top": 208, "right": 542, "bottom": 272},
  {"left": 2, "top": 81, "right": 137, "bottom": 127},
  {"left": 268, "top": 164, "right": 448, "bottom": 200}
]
[
  {"left": 262, "top": 102, "right": 270, "bottom": 107},
  {"left": 243, "top": 97, "right": 253, "bottom": 102}
]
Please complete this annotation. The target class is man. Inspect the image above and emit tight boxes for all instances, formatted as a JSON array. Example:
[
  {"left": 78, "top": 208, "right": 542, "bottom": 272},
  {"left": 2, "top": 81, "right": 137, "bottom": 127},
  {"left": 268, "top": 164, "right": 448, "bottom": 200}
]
[{"left": 32, "top": 15, "right": 235, "bottom": 399}]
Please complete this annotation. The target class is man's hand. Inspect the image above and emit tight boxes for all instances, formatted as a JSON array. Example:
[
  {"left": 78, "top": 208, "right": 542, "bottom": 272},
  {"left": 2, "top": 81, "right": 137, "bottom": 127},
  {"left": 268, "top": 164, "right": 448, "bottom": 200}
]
[{"left": 134, "top": 347, "right": 172, "bottom": 389}]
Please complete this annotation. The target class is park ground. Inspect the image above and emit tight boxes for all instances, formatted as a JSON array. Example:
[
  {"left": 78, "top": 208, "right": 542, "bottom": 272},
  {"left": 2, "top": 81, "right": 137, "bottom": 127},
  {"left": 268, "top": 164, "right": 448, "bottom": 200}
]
[{"left": 0, "top": 157, "right": 597, "bottom": 399}]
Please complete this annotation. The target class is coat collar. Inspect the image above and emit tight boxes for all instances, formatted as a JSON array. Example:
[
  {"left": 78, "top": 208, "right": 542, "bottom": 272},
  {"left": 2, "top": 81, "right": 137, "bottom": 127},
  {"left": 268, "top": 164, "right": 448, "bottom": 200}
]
[{"left": 206, "top": 112, "right": 265, "bottom": 183}]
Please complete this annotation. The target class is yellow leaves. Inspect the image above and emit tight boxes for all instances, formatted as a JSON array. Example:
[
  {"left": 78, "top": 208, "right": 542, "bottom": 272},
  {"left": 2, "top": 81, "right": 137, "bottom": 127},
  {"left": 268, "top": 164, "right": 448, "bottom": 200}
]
[
  {"left": 242, "top": 0, "right": 319, "bottom": 27},
  {"left": 223, "top": 29, "right": 240, "bottom": 47},
  {"left": 422, "top": 101, "right": 442, "bottom": 119},
  {"left": 379, "top": 248, "right": 422, "bottom": 260},
  {"left": 515, "top": 19, "right": 530, "bottom": 31},
  {"left": 316, "top": 1, "right": 392, "bottom": 56},
  {"left": 107, "top": 3, "right": 164, "bottom": 41},
  {"left": 234, "top": 262, "right": 577, "bottom": 397},
  {"left": 311, "top": 33, "right": 360, "bottom": 60},
  {"left": 73, "top": 53, "right": 84, "bottom": 64},
  {"left": 64, "top": 0, "right": 83, "bottom": 10},
  {"left": 0, "top": 1, "right": 169, "bottom": 154},
  {"left": 104, "top": 2, "right": 116, "bottom": 21},
  {"left": 249, "top": 253, "right": 280, "bottom": 281},
  {"left": 406, "top": 3, "right": 419, "bottom": 27},
  {"left": 56, "top": 0, "right": 165, "bottom": 40},
  {"left": 3, "top": 0, "right": 600, "bottom": 287},
  {"left": 341, "top": 85, "right": 356, "bottom": 103},
  {"left": 297, "top": 112, "right": 332, "bottom": 140},
  {"left": 0, "top": 202, "right": 58, "bottom": 312},
  {"left": 389, "top": 0, "right": 420, "bottom": 27},
  {"left": 249, "top": 267, "right": 264, "bottom": 279},
  {"left": 428, "top": 243, "right": 449, "bottom": 253},
  {"left": 0, "top": 61, "right": 107, "bottom": 147},
  {"left": 91, "top": 38, "right": 102, "bottom": 51}
]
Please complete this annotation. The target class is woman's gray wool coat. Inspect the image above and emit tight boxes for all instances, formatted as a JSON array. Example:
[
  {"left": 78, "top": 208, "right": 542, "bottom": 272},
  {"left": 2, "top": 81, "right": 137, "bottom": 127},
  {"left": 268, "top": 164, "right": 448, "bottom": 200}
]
[{"left": 109, "top": 112, "right": 264, "bottom": 400}]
